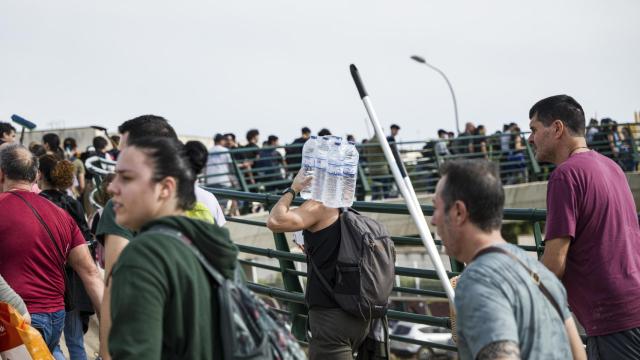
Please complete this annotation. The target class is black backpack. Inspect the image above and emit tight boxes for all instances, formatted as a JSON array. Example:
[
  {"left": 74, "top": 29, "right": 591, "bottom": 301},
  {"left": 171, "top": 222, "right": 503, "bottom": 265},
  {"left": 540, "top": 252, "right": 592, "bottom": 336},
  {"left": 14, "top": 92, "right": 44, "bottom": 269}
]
[
  {"left": 309, "top": 208, "right": 396, "bottom": 320},
  {"left": 149, "top": 226, "right": 306, "bottom": 360}
]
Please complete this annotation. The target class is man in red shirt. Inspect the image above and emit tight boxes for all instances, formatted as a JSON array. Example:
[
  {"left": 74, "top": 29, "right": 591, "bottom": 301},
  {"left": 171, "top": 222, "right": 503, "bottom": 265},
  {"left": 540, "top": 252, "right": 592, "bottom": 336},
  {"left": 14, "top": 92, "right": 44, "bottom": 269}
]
[
  {"left": 529, "top": 95, "right": 640, "bottom": 359},
  {"left": 0, "top": 143, "right": 104, "bottom": 357}
]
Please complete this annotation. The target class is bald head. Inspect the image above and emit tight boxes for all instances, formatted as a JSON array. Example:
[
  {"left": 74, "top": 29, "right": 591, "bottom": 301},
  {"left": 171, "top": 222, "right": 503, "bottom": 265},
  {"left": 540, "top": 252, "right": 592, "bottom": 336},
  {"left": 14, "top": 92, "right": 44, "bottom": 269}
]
[{"left": 0, "top": 143, "right": 39, "bottom": 183}]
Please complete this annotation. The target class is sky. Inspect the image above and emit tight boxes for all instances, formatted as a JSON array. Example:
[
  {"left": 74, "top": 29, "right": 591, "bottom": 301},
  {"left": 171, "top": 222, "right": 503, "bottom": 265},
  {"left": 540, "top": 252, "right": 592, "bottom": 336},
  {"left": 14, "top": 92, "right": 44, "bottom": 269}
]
[{"left": 1, "top": 0, "right": 639, "bottom": 145}]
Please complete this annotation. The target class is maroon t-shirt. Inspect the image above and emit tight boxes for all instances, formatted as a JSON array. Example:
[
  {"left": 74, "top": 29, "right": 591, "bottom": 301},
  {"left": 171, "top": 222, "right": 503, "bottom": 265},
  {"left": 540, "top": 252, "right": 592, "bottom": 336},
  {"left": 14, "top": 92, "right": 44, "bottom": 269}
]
[
  {"left": 0, "top": 191, "right": 85, "bottom": 313},
  {"left": 546, "top": 151, "right": 640, "bottom": 336}
]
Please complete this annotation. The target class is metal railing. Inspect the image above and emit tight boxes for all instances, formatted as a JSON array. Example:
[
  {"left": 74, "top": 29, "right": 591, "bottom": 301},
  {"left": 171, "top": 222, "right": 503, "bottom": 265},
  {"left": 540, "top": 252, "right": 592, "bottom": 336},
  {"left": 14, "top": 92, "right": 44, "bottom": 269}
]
[
  {"left": 205, "top": 187, "right": 549, "bottom": 353},
  {"left": 202, "top": 124, "right": 640, "bottom": 198}
]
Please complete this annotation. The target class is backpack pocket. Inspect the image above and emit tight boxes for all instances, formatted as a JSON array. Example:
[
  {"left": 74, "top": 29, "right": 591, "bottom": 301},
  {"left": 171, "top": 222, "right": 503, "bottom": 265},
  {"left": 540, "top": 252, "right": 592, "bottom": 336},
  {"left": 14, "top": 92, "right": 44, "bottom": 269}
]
[{"left": 334, "top": 262, "right": 360, "bottom": 295}]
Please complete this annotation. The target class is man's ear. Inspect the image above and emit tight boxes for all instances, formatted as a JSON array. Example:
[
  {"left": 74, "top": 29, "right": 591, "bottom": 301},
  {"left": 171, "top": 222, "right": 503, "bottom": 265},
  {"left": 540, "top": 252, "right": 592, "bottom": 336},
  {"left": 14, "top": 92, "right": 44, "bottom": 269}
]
[
  {"left": 553, "top": 120, "right": 565, "bottom": 139},
  {"left": 452, "top": 200, "right": 468, "bottom": 226},
  {"left": 0, "top": 169, "right": 5, "bottom": 191}
]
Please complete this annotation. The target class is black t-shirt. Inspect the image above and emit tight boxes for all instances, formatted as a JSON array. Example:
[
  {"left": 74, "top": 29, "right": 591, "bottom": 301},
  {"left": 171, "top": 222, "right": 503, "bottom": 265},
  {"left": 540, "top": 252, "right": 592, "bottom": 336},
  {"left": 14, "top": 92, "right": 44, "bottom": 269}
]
[
  {"left": 304, "top": 218, "right": 341, "bottom": 309},
  {"left": 285, "top": 137, "right": 308, "bottom": 167}
]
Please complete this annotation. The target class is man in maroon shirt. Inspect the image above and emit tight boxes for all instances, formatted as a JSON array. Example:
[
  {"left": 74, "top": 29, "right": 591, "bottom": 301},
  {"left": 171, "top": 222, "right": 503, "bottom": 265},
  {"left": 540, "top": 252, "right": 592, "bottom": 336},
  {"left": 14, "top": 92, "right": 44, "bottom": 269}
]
[
  {"left": 0, "top": 143, "right": 104, "bottom": 357},
  {"left": 528, "top": 95, "right": 640, "bottom": 359}
]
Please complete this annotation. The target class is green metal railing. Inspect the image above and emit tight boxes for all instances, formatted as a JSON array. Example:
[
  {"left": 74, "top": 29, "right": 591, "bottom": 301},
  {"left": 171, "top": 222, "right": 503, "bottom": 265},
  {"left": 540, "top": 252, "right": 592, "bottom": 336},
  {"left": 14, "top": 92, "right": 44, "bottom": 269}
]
[
  {"left": 203, "top": 124, "right": 640, "bottom": 199},
  {"left": 205, "top": 187, "right": 549, "bottom": 353}
]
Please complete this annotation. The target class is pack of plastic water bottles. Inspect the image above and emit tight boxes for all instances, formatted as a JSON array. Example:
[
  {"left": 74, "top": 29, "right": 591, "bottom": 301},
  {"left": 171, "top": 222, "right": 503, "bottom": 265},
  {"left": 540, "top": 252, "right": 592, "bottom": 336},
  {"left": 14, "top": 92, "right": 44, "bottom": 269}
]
[{"left": 299, "top": 135, "right": 359, "bottom": 208}]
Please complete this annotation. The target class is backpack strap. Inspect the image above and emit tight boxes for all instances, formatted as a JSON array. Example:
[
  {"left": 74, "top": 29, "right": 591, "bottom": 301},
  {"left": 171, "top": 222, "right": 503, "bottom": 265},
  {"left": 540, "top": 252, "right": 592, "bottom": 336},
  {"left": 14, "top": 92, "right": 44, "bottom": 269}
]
[
  {"left": 307, "top": 256, "right": 335, "bottom": 299},
  {"left": 146, "top": 226, "right": 225, "bottom": 286},
  {"left": 473, "top": 246, "right": 564, "bottom": 320}
]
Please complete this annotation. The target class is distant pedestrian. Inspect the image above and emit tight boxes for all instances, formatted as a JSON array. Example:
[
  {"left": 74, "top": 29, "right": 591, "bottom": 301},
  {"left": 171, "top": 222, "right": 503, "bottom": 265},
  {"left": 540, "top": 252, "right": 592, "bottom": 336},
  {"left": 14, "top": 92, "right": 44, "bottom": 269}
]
[
  {"left": 205, "top": 133, "right": 233, "bottom": 188},
  {"left": 285, "top": 126, "right": 312, "bottom": 175},
  {"left": 43, "top": 133, "right": 65, "bottom": 160},
  {"left": 0, "top": 122, "right": 17, "bottom": 145},
  {"left": 255, "top": 135, "right": 285, "bottom": 192},
  {"left": 435, "top": 129, "right": 450, "bottom": 156}
]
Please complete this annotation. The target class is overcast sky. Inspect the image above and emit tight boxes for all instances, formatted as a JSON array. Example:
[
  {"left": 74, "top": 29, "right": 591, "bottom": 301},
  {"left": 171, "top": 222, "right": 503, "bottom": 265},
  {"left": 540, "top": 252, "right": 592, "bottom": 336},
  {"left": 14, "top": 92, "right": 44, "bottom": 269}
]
[{"left": 2, "top": 0, "right": 639, "bottom": 144}]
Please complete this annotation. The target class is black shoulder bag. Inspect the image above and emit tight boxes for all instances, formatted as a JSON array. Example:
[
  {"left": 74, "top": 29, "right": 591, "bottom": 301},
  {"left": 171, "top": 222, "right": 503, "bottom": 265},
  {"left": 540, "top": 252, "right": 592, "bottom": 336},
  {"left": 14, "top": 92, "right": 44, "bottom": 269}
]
[{"left": 10, "top": 191, "right": 74, "bottom": 311}]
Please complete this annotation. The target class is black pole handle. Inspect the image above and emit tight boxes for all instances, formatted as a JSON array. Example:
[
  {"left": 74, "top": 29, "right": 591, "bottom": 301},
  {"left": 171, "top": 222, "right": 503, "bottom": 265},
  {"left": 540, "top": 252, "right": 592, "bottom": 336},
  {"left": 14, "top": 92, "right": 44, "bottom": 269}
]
[{"left": 350, "top": 64, "right": 368, "bottom": 99}]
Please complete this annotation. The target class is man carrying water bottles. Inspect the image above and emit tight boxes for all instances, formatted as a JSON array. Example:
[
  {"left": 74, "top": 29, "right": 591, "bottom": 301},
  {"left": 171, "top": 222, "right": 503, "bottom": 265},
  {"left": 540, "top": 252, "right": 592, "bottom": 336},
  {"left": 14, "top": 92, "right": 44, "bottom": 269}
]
[{"left": 267, "top": 164, "right": 369, "bottom": 359}]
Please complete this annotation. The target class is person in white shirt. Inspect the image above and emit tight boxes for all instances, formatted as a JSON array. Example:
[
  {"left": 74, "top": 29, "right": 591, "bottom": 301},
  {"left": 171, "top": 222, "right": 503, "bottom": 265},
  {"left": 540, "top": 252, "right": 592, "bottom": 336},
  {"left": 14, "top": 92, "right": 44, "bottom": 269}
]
[{"left": 205, "top": 134, "right": 233, "bottom": 188}]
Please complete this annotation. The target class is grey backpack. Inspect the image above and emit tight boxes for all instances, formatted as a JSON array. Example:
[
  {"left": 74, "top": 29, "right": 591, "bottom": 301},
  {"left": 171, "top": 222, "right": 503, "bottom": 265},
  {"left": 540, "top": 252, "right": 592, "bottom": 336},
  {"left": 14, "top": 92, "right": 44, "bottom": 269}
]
[{"left": 309, "top": 208, "right": 396, "bottom": 320}]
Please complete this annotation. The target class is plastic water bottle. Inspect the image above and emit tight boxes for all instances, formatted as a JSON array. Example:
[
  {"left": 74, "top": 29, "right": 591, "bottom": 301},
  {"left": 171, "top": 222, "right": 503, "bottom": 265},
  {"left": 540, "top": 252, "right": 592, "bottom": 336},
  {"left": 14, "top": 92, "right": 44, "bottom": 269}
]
[
  {"left": 322, "top": 140, "right": 344, "bottom": 207},
  {"left": 312, "top": 136, "right": 331, "bottom": 201},
  {"left": 300, "top": 136, "right": 317, "bottom": 199},
  {"left": 340, "top": 142, "right": 359, "bottom": 207}
]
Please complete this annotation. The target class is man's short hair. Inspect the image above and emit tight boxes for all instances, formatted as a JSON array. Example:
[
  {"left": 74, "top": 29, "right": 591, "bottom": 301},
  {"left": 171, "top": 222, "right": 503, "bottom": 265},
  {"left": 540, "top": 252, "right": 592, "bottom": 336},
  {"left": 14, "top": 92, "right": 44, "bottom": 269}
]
[
  {"left": 214, "top": 133, "right": 225, "bottom": 144},
  {"left": 0, "top": 122, "right": 16, "bottom": 136},
  {"left": 63, "top": 137, "right": 77, "bottom": 150},
  {"left": 437, "top": 129, "right": 447, "bottom": 137},
  {"left": 246, "top": 129, "right": 260, "bottom": 142},
  {"left": 318, "top": 128, "right": 332, "bottom": 136},
  {"left": 439, "top": 160, "right": 504, "bottom": 232},
  {"left": 301, "top": 127, "right": 311, "bottom": 135},
  {"left": 268, "top": 135, "right": 278, "bottom": 144},
  {"left": 529, "top": 95, "right": 586, "bottom": 136},
  {"left": 391, "top": 124, "right": 400, "bottom": 130},
  {"left": 223, "top": 133, "right": 236, "bottom": 141},
  {"left": 118, "top": 115, "right": 177, "bottom": 142},
  {"left": 0, "top": 144, "right": 39, "bottom": 183},
  {"left": 93, "top": 136, "right": 109, "bottom": 151}
]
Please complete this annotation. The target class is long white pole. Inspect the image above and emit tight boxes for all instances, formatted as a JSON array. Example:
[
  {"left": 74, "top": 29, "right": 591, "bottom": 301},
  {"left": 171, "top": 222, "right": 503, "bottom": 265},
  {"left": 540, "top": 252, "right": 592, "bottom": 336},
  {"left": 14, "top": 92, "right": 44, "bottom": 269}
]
[{"left": 350, "top": 64, "right": 456, "bottom": 306}]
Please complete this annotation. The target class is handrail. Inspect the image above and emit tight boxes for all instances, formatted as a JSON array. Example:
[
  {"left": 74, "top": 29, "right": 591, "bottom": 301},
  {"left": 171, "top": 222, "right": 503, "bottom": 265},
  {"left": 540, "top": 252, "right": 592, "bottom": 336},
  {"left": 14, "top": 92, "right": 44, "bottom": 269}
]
[
  {"left": 203, "top": 187, "right": 556, "bottom": 353},
  {"left": 204, "top": 124, "right": 639, "bottom": 198}
]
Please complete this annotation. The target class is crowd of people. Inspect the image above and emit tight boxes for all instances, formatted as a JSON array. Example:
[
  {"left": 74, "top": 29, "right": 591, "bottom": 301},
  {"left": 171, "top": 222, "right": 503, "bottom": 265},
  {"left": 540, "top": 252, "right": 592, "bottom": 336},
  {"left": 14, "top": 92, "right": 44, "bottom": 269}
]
[
  {"left": 201, "top": 115, "right": 638, "bottom": 206},
  {"left": 0, "top": 94, "right": 639, "bottom": 360}
]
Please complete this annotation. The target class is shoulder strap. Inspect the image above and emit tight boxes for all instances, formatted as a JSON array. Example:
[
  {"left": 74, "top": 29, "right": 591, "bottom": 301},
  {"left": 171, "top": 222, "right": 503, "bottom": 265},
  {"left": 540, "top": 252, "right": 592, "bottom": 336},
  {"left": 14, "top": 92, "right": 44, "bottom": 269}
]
[
  {"left": 307, "top": 256, "right": 335, "bottom": 298},
  {"left": 473, "top": 246, "right": 564, "bottom": 320},
  {"left": 10, "top": 191, "right": 66, "bottom": 263},
  {"left": 146, "top": 226, "right": 225, "bottom": 286}
]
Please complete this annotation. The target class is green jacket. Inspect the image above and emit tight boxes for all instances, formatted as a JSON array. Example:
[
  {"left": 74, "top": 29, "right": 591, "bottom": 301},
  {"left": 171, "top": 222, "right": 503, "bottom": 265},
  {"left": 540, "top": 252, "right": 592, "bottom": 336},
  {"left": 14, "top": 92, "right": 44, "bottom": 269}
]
[{"left": 109, "top": 216, "right": 238, "bottom": 360}]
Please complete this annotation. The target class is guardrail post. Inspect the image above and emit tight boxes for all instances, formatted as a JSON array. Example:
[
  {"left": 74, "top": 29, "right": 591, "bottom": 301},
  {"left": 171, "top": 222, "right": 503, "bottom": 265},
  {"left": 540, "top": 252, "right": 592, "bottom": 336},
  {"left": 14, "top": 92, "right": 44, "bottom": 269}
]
[
  {"left": 230, "top": 156, "right": 249, "bottom": 192},
  {"left": 449, "top": 258, "right": 464, "bottom": 273},
  {"left": 358, "top": 163, "right": 372, "bottom": 201},
  {"left": 630, "top": 134, "right": 639, "bottom": 168},
  {"left": 533, "top": 221, "right": 545, "bottom": 259},
  {"left": 271, "top": 232, "right": 308, "bottom": 341},
  {"left": 524, "top": 140, "right": 541, "bottom": 180}
]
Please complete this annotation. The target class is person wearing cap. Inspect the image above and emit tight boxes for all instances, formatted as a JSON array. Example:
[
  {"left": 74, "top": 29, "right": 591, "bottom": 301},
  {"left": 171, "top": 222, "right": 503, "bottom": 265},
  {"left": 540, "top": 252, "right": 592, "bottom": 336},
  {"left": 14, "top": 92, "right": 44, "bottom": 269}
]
[
  {"left": 435, "top": 129, "right": 451, "bottom": 156},
  {"left": 285, "top": 127, "right": 312, "bottom": 175}
]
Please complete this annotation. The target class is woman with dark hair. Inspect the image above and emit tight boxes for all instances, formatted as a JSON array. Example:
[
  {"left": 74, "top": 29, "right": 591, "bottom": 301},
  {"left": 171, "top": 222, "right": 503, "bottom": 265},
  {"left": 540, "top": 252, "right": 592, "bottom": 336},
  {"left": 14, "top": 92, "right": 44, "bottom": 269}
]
[
  {"left": 38, "top": 154, "right": 95, "bottom": 360},
  {"left": 107, "top": 137, "right": 238, "bottom": 359},
  {"left": 184, "top": 140, "right": 226, "bottom": 225},
  {"left": 42, "top": 133, "right": 65, "bottom": 160}
]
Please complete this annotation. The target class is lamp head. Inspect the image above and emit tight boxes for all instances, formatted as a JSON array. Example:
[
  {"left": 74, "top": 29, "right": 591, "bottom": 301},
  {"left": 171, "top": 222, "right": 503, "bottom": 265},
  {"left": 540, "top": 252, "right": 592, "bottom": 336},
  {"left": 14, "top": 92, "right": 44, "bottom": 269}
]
[{"left": 410, "top": 55, "right": 426, "bottom": 63}]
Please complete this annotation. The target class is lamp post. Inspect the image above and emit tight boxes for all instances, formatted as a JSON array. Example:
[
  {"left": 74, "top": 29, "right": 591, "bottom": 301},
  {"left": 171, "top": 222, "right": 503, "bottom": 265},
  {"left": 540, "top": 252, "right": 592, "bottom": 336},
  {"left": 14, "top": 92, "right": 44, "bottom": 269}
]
[{"left": 410, "top": 55, "right": 461, "bottom": 135}]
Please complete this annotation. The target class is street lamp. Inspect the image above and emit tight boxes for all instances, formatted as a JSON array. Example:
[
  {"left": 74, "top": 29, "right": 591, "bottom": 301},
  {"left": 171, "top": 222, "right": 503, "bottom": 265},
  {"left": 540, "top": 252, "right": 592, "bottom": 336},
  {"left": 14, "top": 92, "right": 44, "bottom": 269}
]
[{"left": 410, "top": 55, "right": 461, "bottom": 135}]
